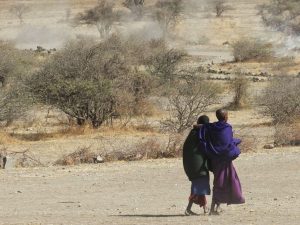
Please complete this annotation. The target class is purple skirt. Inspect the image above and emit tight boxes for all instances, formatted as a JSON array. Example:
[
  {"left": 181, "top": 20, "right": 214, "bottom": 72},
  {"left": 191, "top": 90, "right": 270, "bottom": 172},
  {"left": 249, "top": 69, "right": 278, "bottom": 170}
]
[{"left": 212, "top": 160, "right": 245, "bottom": 205}]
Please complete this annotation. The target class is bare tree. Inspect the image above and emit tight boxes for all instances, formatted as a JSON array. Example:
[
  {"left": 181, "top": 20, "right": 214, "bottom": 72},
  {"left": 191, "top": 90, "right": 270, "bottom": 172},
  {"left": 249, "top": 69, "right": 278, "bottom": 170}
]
[
  {"left": 161, "top": 76, "right": 220, "bottom": 133},
  {"left": 145, "top": 48, "right": 186, "bottom": 85},
  {"left": 154, "top": 0, "right": 183, "bottom": 35},
  {"left": 258, "top": 77, "right": 300, "bottom": 146},
  {"left": 258, "top": 0, "right": 300, "bottom": 35},
  {"left": 258, "top": 77, "right": 300, "bottom": 125},
  {"left": 75, "top": 0, "right": 118, "bottom": 38},
  {"left": 213, "top": 0, "right": 233, "bottom": 17},
  {"left": 229, "top": 76, "right": 249, "bottom": 110},
  {"left": 123, "top": 0, "right": 145, "bottom": 19},
  {"left": 9, "top": 3, "right": 31, "bottom": 24}
]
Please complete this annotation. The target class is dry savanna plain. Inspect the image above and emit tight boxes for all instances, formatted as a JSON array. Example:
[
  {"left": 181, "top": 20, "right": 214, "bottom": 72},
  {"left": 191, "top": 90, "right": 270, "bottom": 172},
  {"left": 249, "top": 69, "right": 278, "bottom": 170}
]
[{"left": 0, "top": 0, "right": 300, "bottom": 225}]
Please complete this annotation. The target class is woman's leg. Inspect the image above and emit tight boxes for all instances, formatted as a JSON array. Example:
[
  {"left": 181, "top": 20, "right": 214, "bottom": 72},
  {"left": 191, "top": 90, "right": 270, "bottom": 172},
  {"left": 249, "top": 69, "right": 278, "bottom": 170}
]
[
  {"left": 185, "top": 200, "right": 198, "bottom": 215},
  {"left": 209, "top": 198, "right": 221, "bottom": 215},
  {"left": 186, "top": 200, "right": 193, "bottom": 211}
]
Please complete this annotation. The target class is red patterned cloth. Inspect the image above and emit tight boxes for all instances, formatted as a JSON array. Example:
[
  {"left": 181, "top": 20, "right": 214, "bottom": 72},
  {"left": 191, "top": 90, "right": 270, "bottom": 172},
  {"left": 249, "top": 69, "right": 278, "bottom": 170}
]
[{"left": 189, "top": 194, "right": 207, "bottom": 207}]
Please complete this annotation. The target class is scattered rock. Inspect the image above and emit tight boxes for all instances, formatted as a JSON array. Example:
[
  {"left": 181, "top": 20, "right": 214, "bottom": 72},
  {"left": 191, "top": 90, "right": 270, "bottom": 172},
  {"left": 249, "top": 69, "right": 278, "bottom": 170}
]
[
  {"left": 93, "top": 156, "right": 104, "bottom": 163},
  {"left": 263, "top": 144, "right": 275, "bottom": 149}
]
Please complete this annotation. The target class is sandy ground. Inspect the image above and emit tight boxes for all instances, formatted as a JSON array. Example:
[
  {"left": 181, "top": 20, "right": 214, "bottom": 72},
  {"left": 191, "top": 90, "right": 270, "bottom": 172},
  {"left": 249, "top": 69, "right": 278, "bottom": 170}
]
[{"left": 1, "top": 147, "right": 300, "bottom": 225}]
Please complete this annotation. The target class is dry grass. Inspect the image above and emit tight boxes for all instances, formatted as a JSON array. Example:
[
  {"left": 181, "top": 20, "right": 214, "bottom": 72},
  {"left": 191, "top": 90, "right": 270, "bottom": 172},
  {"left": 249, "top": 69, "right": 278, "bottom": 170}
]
[
  {"left": 102, "top": 134, "right": 183, "bottom": 162},
  {"left": 13, "top": 149, "right": 44, "bottom": 168},
  {"left": 0, "top": 132, "right": 21, "bottom": 145},
  {"left": 54, "top": 146, "right": 96, "bottom": 166},
  {"left": 238, "top": 136, "right": 259, "bottom": 153},
  {"left": 274, "top": 123, "right": 300, "bottom": 147}
]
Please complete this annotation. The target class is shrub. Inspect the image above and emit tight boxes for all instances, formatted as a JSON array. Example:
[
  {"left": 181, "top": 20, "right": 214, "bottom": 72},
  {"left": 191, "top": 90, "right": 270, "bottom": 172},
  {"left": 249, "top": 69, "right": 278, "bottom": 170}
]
[
  {"left": 28, "top": 36, "right": 152, "bottom": 128},
  {"left": 75, "top": 0, "right": 118, "bottom": 38},
  {"left": 145, "top": 48, "right": 186, "bottom": 85},
  {"left": 161, "top": 76, "right": 220, "bottom": 133},
  {"left": 213, "top": 0, "right": 234, "bottom": 17},
  {"left": 154, "top": 0, "right": 183, "bottom": 35},
  {"left": 258, "top": 77, "right": 300, "bottom": 125},
  {"left": 0, "top": 41, "right": 35, "bottom": 125},
  {"left": 54, "top": 146, "right": 96, "bottom": 166},
  {"left": 274, "top": 123, "right": 299, "bottom": 146},
  {"left": 258, "top": 77, "right": 300, "bottom": 146},
  {"left": 228, "top": 76, "right": 249, "bottom": 110},
  {"left": 232, "top": 38, "right": 273, "bottom": 62}
]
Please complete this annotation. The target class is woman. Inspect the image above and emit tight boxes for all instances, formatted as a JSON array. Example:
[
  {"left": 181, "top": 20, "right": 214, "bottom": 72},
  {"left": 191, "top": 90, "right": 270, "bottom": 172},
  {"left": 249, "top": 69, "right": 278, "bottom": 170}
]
[
  {"left": 182, "top": 115, "right": 211, "bottom": 215},
  {"left": 199, "top": 109, "right": 245, "bottom": 215}
]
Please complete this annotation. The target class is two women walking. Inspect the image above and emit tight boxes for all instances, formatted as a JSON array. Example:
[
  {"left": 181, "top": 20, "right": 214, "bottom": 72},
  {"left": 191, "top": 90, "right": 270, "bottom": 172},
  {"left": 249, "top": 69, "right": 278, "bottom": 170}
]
[{"left": 182, "top": 109, "right": 245, "bottom": 215}]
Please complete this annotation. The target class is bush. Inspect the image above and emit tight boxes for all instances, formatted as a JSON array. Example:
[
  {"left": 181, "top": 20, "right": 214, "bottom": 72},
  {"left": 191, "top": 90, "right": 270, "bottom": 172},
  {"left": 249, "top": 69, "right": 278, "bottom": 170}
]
[
  {"left": 232, "top": 38, "right": 273, "bottom": 62},
  {"left": 28, "top": 36, "right": 152, "bottom": 128},
  {"left": 274, "top": 123, "right": 299, "bottom": 147},
  {"left": 228, "top": 76, "right": 249, "bottom": 110},
  {"left": 103, "top": 136, "right": 183, "bottom": 162},
  {"left": 259, "top": 77, "right": 300, "bottom": 146},
  {"left": 54, "top": 146, "right": 96, "bottom": 166},
  {"left": 0, "top": 41, "right": 35, "bottom": 125},
  {"left": 145, "top": 48, "right": 186, "bottom": 85},
  {"left": 155, "top": 0, "right": 183, "bottom": 35},
  {"left": 161, "top": 76, "right": 220, "bottom": 133},
  {"left": 258, "top": 77, "right": 300, "bottom": 125}
]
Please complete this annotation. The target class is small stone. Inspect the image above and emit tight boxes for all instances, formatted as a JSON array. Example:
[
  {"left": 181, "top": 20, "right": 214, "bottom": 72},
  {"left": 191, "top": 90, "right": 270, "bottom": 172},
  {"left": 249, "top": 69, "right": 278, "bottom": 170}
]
[
  {"left": 264, "top": 144, "right": 275, "bottom": 149},
  {"left": 274, "top": 198, "right": 278, "bottom": 201},
  {"left": 96, "top": 156, "right": 104, "bottom": 163}
]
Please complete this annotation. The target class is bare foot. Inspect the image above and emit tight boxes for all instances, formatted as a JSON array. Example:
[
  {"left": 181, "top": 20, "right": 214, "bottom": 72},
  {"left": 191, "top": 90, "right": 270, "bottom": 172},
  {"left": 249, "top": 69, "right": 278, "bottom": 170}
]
[
  {"left": 216, "top": 205, "right": 224, "bottom": 213},
  {"left": 185, "top": 209, "right": 199, "bottom": 216},
  {"left": 203, "top": 206, "right": 210, "bottom": 214}
]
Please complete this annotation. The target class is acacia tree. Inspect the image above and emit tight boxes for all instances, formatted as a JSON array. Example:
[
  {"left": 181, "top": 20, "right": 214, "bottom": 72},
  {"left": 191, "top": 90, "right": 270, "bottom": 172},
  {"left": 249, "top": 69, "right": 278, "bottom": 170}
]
[
  {"left": 75, "top": 0, "right": 118, "bottom": 38},
  {"left": 145, "top": 48, "right": 186, "bottom": 85},
  {"left": 154, "top": 0, "right": 183, "bottom": 35},
  {"left": 9, "top": 3, "right": 31, "bottom": 24},
  {"left": 123, "top": 0, "right": 145, "bottom": 19},
  {"left": 0, "top": 42, "right": 35, "bottom": 125},
  {"left": 28, "top": 36, "right": 154, "bottom": 128},
  {"left": 213, "top": 0, "right": 233, "bottom": 17},
  {"left": 259, "top": 0, "right": 300, "bottom": 35}
]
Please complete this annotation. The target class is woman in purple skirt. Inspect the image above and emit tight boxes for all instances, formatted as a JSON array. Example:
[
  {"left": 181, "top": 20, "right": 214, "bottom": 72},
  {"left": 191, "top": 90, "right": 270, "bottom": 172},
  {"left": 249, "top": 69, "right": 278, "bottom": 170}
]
[{"left": 199, "top": 109, "right": 245, "bottom": 215}]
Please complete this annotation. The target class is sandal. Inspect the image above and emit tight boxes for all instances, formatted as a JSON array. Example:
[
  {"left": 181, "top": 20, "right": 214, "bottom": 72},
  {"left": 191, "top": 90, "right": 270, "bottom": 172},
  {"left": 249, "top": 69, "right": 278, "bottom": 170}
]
[{"left": 185, "top": 209, "right": 199, "bottom": 216}]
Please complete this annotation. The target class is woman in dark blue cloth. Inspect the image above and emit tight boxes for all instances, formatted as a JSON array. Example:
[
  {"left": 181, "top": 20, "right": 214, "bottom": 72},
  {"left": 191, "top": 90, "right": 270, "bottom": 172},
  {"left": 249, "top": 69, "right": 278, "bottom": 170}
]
[{"left": 182, "top": 115, "right": 211, "bottom": 215}]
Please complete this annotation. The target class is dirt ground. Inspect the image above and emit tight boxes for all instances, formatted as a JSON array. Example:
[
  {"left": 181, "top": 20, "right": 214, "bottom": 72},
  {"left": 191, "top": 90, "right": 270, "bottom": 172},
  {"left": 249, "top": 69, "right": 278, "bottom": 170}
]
[{"left": 1, "top": 147, "right": 299, "bottom": 225}]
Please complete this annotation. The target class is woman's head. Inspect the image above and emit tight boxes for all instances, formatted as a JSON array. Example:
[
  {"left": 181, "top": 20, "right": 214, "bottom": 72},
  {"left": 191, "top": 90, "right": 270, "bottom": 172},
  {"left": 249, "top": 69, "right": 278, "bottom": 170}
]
[
  {"left": 216, "top": 109, "right": 228, "bottom": 122},
  {"left": 197, "top": 115, "right": 210, "bottom": 125}
]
